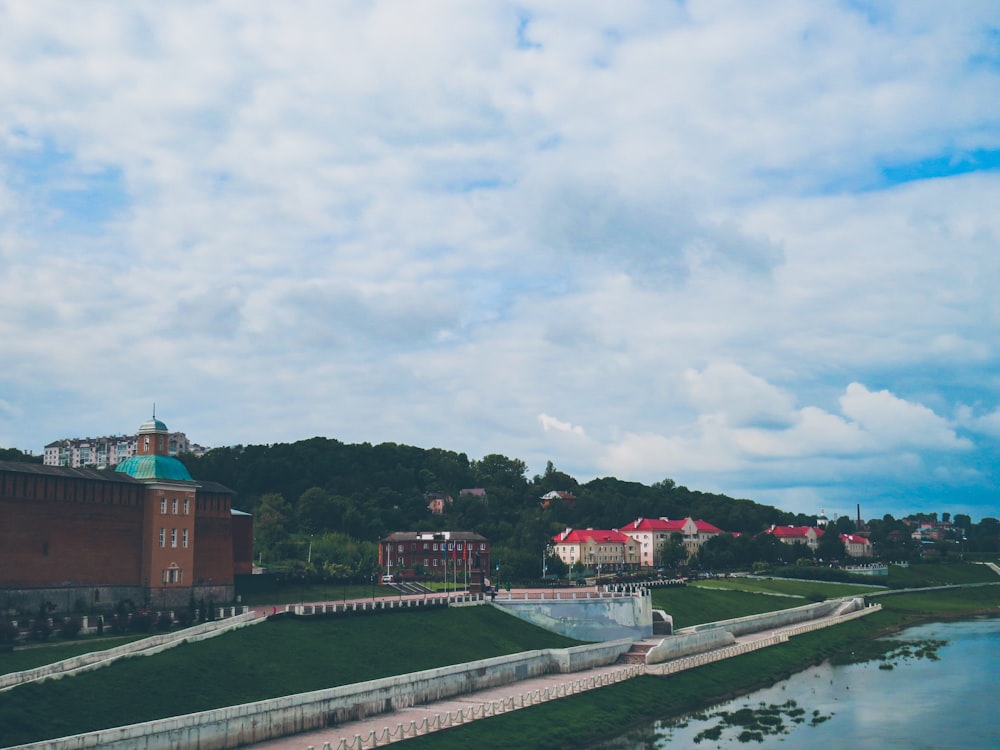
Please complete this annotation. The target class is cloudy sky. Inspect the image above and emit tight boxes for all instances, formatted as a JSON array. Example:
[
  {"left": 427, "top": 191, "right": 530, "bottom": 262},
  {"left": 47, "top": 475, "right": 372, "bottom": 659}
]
[{"left": 1, "top": 1, "right": 998, "bottom": 521}]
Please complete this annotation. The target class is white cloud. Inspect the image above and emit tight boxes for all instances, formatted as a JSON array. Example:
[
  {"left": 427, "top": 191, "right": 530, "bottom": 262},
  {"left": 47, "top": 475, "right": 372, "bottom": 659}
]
[
  {"left": 538, "top": 413, "right": 586, "bottom": 438},
  {"left": 0, "top": 2, "right": 998, "bottom": 519},
  {"left": 839, "top": 383, "right": 972, "bottom": 451}
]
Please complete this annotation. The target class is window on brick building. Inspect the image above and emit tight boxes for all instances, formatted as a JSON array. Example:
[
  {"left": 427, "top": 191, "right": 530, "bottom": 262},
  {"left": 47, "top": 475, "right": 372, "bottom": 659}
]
[
  {"left": 159, "top": 528, "right": 165, "bottom": 547},
  {"left": 160, "top": 498, "right": 167, "bottom": 514},
  {"left": 182, "top": 529, "right": 189, "bottom": 548},
  {"left": 183, "top": 499, "right": 190, "bottom": 515},
  {"left": 171, "top": 528, "right": 177, "bottom": 548}
]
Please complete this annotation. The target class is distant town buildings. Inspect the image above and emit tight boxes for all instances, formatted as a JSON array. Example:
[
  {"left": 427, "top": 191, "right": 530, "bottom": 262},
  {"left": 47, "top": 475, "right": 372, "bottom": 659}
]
[{"left": 44, "top": 430, "right": 207, "bottom": 469}]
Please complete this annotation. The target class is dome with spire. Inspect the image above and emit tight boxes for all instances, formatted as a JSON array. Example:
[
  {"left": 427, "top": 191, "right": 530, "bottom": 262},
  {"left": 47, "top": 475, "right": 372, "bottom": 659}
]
[{"left": 139, "top": 416, "right": 168, "bottom": 433}]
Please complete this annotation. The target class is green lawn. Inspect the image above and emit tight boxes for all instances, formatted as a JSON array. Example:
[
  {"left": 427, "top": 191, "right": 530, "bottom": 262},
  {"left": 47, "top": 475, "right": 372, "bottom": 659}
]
[
  {"left": 691, "top": 577, "right": 880, "bottom": 599},
  {"left": 651, "top": 585, "right": 803, "bottom": 629},
  {"left": 0, "top": 606, "right": 579, "bottom": 747},
  {"left": 887, "top": 562, "right": 1000, "bottom": 588}
]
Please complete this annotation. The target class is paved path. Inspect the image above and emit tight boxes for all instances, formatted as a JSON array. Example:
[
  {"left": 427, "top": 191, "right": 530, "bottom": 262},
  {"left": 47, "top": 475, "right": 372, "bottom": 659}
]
[{"left": 247, "top": 659, "right": 645, "bottom": 750}]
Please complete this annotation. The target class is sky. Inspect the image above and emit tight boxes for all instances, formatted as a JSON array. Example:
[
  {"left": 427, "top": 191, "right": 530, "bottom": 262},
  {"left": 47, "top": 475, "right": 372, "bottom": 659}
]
[{"left": 1, "top": 1, "right": 999, "bottom": 522}]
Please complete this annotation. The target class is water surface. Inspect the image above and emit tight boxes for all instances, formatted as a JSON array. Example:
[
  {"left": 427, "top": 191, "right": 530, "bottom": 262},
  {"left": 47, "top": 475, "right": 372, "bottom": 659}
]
[{"left": 587, "top": 618, "right": 1000, "bottom": 749}]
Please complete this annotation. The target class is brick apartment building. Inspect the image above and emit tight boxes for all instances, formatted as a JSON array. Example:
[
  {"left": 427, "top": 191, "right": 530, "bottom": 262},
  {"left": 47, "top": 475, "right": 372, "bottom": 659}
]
[{"left": 379, "top": 530, "right": 490, "bottom": 592}]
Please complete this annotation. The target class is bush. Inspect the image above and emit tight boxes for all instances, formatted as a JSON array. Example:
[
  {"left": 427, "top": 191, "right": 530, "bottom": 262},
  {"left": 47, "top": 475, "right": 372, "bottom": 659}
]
[
  {"left": 29, "top": 618, "right": 52, "bottom": 642},
  {"left": 59, "top": 617, "right": 83, "bottom": 639},
  {"left": 0, "top": 621, "right": 18, "bottom": 644},
  {"left": 805, "top": 591, "right": 827, "bottom": 602},
  {"left": 129, "top": 610, "right": 154, "bottom": 633},
  {"left": 175, "top": 608, "right": 195, "bottom": 628},
  {"left": 156, "top": 612, "right": 173, "bottom": 631}
]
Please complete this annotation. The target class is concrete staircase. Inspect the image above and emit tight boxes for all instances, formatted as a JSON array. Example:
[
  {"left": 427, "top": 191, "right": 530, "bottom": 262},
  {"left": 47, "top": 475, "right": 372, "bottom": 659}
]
[{"left": 619, "top": 641, "right": 656, "bottom": 665}]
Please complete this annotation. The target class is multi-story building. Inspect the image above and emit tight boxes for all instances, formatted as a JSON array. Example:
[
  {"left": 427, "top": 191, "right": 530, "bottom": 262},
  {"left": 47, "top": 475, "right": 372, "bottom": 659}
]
[
  {"left": 840, "top": 533, "right": 873, "bottom": 558},
  {"left": 1, "top": 415, "right": 250, "bottom": 611},
  {"left": 44, "top": 430, "right": 206, "bottom": 469},
  {"left": 378, "top": 530, "right": 490, "bottom": 591},
  {"left": 764, "top": 525, "right": 825, "bottom": 549},
  {"left": 619, "top": 517, "right": 725, "bottom": 567},
  {"left": 551, "top": 528, "right": 641, "bottom": 572}
]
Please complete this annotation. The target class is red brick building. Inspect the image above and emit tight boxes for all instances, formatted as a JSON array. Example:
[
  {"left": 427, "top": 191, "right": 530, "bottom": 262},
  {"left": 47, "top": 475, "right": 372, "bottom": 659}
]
[
  {"left": 0, "top": 416, "right": 250, "bottom": 612},
  {"left": 378, "top": 530, "right": 490, "bottom": 592}
]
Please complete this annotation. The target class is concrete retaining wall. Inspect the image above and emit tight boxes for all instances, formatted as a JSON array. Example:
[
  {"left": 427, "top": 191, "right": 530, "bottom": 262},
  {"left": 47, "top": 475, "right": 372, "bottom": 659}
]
[
  {"left": 492, "top": 593, "right": 652, "bottom": 641},
  {"left": 645, "top": 628, "right": 735, "bottom": 665},
  {"left": 7, "top": 640, "right": 634, "bottom": 750},
  {"left": 679, "top": 598, "right": 853, "bottom": 637}
]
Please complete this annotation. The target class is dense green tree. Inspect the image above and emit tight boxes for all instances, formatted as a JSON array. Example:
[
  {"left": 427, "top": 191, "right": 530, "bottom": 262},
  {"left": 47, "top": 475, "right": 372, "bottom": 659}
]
[
  {"left": 0, "top": 447, "right": 41, "bottom": 463},
  {"left": 816, "top": 528, "right": 846, "bottom": 562},
  {"left": 657, "top": 533, "right": 689, "bottom": 570}
]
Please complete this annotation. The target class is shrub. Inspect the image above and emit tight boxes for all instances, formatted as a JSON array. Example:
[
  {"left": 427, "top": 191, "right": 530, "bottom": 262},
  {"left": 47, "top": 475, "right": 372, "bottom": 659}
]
[
  {"left": 0, "top": 621, "right": 18, "bottom": 644},
  {"left": 156, "top": 612, "right": 173, "bottom": 631},
  {"left": 805, "top": 591, "right": 827, "bottom": 602},
  {"left": 29, "top": 618, "right": 52, "bottom": 642},
  {"left": 175, "top": 608, "right": 195, "bottom": 628},
  {"left": 59, "top": 617, "right": 83, "bottom": 639},
  {"left": 129, "top": 610, "right": 154, "bottom": 633}
]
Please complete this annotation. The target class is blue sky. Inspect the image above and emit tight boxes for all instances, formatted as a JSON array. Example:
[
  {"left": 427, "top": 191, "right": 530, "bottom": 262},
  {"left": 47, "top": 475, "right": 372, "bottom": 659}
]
[{"left": 1, "top": 1, "right": 999, "bottom": 522}]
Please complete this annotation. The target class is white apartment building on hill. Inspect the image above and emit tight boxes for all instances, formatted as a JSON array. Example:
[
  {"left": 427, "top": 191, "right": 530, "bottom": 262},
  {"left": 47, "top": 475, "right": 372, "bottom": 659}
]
[{"left": 44, "top": 432, "right": 206, "bottom": 468}]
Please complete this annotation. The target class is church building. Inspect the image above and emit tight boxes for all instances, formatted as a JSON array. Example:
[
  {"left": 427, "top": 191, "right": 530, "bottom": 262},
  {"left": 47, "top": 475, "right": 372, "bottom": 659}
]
[{"left": 0, "top": 415, "right": 251, "bottom": 612}]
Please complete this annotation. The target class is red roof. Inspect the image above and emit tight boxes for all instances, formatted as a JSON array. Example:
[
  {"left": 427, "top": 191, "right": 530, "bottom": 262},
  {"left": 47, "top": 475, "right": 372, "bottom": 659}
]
[
  {"left": 624, "top": 517, "right": 724, "bottom": 534},
  {"left": 840, "top": 533, "right": 871, "bottom": 545},
  {"left": 553, "top": 528, "right": 630, "bottom": 544},
  {"left": 766, "top": 525, "right": 825, "bottom": 539}
]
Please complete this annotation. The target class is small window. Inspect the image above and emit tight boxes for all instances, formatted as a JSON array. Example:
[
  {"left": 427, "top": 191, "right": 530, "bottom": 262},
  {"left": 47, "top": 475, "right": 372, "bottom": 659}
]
[
  {"left": 182, "top": 529, "right": 189, "bottom": 548},
  {"left": 171, "top": 528, "right": 177, "bottom": 548},
  {"left": 159, "top": 528, "right": 166, "bottom": 547},
  {"left": 160, "top": 498, "right": 167, "bottom": 514},
  {"left": 183, "top": 499, "right": 190, "bottom": 515},
  {"left": 172, "top": 498, "right": 178, "bottom": 514}
]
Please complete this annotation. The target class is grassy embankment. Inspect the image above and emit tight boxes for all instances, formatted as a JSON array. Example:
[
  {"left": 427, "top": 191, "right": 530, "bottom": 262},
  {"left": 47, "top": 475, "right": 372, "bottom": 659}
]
[
  {"left": 0, "top": 606, "right": 577, "bottom": 747},
  {"left": 689, "top": 577, "right": 880, "bottom": 599},
  {"left": 2, "top": 563, "right": 996, "bottom": 747}
]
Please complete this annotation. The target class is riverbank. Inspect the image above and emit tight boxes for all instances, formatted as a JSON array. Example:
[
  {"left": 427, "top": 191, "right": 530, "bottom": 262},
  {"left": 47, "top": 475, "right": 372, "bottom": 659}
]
[{"left": 399, "top": 584, "right": 1000, "bottom": 749}]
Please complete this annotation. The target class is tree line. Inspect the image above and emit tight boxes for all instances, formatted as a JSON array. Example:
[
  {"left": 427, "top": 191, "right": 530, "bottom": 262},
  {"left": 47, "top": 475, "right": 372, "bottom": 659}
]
[{"left": 177, "top": 437, "right": 826, "bottom": 580}]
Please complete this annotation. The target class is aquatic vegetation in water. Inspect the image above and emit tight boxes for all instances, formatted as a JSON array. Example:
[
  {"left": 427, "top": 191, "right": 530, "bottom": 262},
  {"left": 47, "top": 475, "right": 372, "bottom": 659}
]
[
  {"left": 831, "top": 637, "right": 946, "bottom": 667},
  {"left": 663, "top": 700, "right": 834, "bottom": 744}
]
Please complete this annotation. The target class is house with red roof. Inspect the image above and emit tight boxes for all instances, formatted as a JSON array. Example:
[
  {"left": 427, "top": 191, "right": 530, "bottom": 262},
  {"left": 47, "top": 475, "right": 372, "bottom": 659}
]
[
  {"left": 764, "top": 525, "right": 825, "bottom": 550},
  {"left": 619, "top": 517, "right": 725, "bottom": 567},
  {"left": 551, "top": 527, "right": 640, "bottom": 571},
  {"left": 840, "top": 533, "right": 873, "bottom": 558}
]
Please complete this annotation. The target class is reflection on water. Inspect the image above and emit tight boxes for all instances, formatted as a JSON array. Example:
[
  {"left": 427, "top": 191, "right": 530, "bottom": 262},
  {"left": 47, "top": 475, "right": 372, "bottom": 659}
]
[{"left": 587, "top": 618, "right": 1000, "bottom": 749}]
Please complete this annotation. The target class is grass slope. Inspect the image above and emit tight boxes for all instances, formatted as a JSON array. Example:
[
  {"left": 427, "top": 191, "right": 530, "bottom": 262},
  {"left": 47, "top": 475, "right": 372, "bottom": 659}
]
[
  {"left": 690, "top": 578, "right": 878, "bottom": 599},
  {"left": 0, "top": 607, "right": 578, "bottom": 747},
  {"left": 650, "top": 586, "right": 802, "bottom": 629}
]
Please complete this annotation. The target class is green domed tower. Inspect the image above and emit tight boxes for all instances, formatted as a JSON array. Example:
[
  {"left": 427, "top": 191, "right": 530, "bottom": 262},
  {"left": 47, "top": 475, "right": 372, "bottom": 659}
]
[{"left": 117, "top": 412, "right": 198, "bottom": 600}]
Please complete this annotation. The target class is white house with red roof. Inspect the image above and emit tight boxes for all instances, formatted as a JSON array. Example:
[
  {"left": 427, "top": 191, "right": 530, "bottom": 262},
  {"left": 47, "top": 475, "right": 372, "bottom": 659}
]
[
  {"left": 551, "top": 528, "right": 640, "bottom": 571},
  {"left": 840, "top": 533, "right": 873, "bottom": 558},
  {"left": 765, "top": 525, "right": 825, "bottom": 549},
  {"left": 619, "top": 517, "right": 725, "bottom": 567}
]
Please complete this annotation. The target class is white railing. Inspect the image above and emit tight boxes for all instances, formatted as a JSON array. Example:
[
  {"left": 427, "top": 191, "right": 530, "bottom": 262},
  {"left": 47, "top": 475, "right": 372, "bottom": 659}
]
[{"left": 301, "top": 665, "right": 646, "bottom": 750}]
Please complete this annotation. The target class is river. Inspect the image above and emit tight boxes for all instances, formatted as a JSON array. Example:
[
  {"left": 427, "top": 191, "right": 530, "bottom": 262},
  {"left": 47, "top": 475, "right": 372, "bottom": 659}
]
[{"left": 586, "top": 617, "right": 1000, "bottom": 749}]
